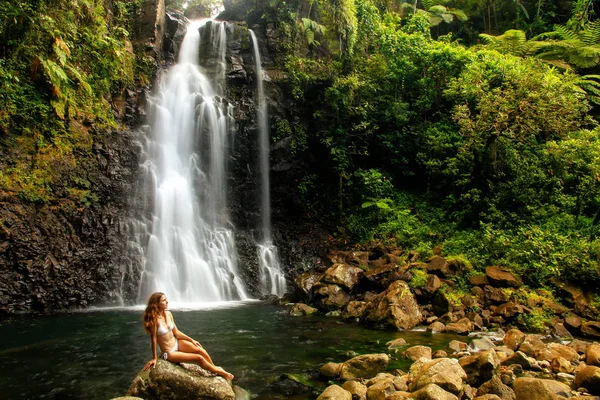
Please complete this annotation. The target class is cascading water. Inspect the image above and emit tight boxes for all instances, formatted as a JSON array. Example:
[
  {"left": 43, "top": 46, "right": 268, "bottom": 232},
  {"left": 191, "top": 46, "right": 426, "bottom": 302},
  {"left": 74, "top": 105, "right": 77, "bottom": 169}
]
[
  {"left": 250, "top": 30, "right": 287, "bottom": 296},
  {"left": 133, "top": 20, "right": 249, "bottom": 303}
]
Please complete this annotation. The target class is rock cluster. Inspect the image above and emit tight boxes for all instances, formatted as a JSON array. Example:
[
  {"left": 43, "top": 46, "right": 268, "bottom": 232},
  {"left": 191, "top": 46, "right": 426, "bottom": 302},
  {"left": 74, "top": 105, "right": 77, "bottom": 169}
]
[
  {"left": 314, "top": 330, "right": 600, "bottom": 400},
  {"left": 290, "top": 249, "right": 600, "bottom": 340}
]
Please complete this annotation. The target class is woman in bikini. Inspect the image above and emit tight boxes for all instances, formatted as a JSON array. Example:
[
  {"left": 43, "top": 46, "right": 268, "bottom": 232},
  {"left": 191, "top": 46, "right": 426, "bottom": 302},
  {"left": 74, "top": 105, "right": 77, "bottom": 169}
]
[{"left": 142, "top": 292, "right": 234, "bottom": 380}]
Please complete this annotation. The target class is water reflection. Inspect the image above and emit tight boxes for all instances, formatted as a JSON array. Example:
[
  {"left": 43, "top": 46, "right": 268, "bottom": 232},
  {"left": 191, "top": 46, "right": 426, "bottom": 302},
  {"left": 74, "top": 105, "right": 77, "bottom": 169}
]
[{"left": 0, "top": 303, "right": 469, "bottom": 399}]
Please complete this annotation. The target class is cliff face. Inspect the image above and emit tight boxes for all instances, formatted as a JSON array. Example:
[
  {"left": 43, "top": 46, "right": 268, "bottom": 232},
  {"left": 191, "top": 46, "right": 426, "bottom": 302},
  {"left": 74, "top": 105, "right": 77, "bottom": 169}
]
[{"left": 0, "top": 2, "right": 328, "bottom": 313}]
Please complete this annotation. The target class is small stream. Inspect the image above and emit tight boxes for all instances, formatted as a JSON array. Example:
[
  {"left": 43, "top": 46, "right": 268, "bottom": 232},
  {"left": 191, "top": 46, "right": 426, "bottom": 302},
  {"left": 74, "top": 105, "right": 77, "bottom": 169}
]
[{"left": 0, "top": 302, "right": 469, "bottom": 399}]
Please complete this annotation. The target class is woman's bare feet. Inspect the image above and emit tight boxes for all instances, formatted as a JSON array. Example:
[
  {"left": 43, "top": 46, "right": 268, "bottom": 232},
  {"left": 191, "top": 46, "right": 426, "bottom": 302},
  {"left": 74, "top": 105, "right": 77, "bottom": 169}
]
[{"left": 216, "top": 366, "right": 234, "bottom": 380}]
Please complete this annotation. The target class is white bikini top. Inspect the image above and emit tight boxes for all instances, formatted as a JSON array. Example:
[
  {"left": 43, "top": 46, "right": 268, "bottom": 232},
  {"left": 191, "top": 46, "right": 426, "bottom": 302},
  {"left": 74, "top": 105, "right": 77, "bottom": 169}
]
[{"left": 157, "top": 315, "right": 174, "bottom": 336}]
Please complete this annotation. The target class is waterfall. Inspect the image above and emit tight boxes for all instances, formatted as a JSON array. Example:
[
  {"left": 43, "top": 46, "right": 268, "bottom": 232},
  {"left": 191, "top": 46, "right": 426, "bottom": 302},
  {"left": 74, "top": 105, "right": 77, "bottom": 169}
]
[
  {"left": 250, "top": 30, "right": 287, "bottom": 296},
  {"left": 134, "top": 20, "right": 249, "bottom": 303}
]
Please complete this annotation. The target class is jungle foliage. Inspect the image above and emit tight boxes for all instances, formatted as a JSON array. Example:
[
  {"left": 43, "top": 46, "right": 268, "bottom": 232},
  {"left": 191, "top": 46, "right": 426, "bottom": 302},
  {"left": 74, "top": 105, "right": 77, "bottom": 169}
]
[
  {"left": 247, "top": 0, "right": 600, "bottom": 289},
  {"left": 0, "top": 0, "right": 143, "bottom": 204}
]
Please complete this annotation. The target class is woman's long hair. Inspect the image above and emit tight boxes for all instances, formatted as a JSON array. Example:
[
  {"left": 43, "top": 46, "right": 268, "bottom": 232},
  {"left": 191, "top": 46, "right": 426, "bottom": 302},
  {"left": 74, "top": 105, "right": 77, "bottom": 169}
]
[{"left": 143, "top": 292, "right": 165, "bottom": 334}]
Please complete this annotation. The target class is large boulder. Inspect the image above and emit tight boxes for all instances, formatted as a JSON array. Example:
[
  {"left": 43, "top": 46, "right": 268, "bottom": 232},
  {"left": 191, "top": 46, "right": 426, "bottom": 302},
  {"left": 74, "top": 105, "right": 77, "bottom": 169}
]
[
  {"left": 408, "top": 358, "right": 467, "bottom": 395},
  {"left": 289, "top": 303, "right": 317, "bottom": 316},
  {"left": 321, "top": 263, "right": 365, "bottom": 291},
  {"left": 340, "top": 354, "right": 389, "bottom": 381},
  {"left": 366, "top": 379, "right": 396, "bottom": 400},
  {"left": 341, "top": 380, "right": 367, "bottom": 400},
  {"left": 477, "top": 376, "right": 515, "bottom": 400},
  {"left": 485, "top": 266, "right": 522, "bottom": 288},
  {"left": 540, "top": 342, "right": 579, "bottom": 363},
  {"left": 575, "top": 365, "right": 600, "bottom": 395},
  {"left": 343, "top": 301, "right": 368, "bottom": 320},
  {"left": 512, "top": 377, "right": 571, "bottom": 400},
  {"left": 427, "top": 256, "right": 460, "bottom": 278},
  {"left": 404, "top": 346, "right": 433, "bottom": 362},
  {"left": 313, "top": 284, "right": 351, "bottom": 311},
  {"left": 295, "top": 271, "right": 321, "bottom": 298},
  {"left": 127, "top": 360, "right": 235, "bottom": 400},
  {"left": 317, "top": 384, "right": 352, "bottom": 400},
  {"left": 586, "top": 343, "right": 600, "bottom": 367},
  {"left": 581, "top": 322, "right": 600, "bottom": 339},
  {"left": 459, "top": 350, "right": 500, "bottom": 387},
  {"left": 363, "top": 280, "right": 422, "bottom": 330},
  {"left": 409, "top": 383, "right": 458, "bottom": 400}
]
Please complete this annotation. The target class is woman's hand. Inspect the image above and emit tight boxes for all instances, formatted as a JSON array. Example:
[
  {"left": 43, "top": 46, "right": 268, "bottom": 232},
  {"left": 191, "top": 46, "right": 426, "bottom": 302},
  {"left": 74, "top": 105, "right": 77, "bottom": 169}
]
[
  {"left": 144, "top": 358, "right": 157, "bottom": 371},
  {"left": 192, "top": 339, "right": 202, "bottom": 348}
]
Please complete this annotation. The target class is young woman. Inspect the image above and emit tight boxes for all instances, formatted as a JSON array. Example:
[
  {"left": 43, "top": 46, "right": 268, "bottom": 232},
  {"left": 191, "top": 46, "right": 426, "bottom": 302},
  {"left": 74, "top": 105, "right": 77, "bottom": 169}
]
[{"left": 142, "top": 292, "right": 234, "bottom": 380}]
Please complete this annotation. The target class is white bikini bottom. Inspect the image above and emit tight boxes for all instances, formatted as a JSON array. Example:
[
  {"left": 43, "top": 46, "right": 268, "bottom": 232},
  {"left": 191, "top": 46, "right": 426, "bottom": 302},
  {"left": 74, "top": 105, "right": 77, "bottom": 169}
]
[{"left": 161, "top": 339, "right": 179, "bottom": 360}]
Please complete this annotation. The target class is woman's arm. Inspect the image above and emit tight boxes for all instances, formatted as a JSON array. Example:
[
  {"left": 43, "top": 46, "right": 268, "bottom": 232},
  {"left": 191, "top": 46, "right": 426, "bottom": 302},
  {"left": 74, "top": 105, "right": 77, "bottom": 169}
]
[
  {"left": 170, "top": 312, "right": 202, "bottom": 347},
  {"left": 143, "top": 325, "right": 158, "bottom": 370}
]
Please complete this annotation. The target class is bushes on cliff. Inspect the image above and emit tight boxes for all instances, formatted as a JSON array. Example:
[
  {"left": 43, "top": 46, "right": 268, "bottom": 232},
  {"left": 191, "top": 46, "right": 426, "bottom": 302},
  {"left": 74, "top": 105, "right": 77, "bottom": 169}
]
[
  {"left": 0, "top": 0, "right": 141, "bottom": 204},
  {"left": 271, "top": 0, "right": 600, "bottom": 289}
]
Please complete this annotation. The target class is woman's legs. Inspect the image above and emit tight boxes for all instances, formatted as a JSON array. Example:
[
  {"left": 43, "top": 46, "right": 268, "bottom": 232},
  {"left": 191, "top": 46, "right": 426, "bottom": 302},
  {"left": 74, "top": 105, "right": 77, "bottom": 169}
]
[
  {"left": 178, "top": 340, "right": 215, "bottom": 365},
  {"left": 166, "top": 350, "right": 234, "bottom": 380}
]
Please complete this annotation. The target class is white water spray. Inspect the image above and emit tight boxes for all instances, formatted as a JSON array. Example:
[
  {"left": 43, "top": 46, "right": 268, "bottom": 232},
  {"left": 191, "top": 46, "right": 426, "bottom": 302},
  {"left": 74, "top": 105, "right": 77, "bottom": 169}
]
[
  {"left": 250, "top": 30, "right": 287, "bottom": 296},
  {"left": 134, "top": 20, "right": 249, "bottom": 303}
]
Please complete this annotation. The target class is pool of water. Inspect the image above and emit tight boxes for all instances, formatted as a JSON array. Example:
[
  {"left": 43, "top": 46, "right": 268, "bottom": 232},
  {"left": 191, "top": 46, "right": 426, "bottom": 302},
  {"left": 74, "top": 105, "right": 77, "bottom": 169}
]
[{"left": 0, "top": 302, "right": 469, "bottom": 399}]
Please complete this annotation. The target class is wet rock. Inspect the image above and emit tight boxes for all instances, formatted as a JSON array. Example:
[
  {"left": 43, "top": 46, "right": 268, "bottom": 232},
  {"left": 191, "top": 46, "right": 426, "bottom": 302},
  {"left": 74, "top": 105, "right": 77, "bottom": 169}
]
[
  {"left": 313, "top": 284, "right": 351, "bottom": 311},
  {"left": 427, "top": 256, "right": 460, "bottom": 278},
  {"left": 459, "top": 350, "right": 500, "bottom": 387},
  {"left": 501, "top": 351, "right": 537, "bottom": 370},
  {"left": 477, "top": 376, "right": 515, "bottom": 400},
  {"left": 320, "top": 362, "right": 342, "bottom": 379},
  {"left": 551, "top": 356, "right": 574, "bottom": 373},
  {"left": 581, "top": 322, "right": 600, "bottom": 339},
  {"left": 317, "top": 384, "right": 352, "bottom": 400},
  {"left": 295, "top": 271, "right": 321, "bottom": 298},
  {"left": 473, "top": 395, "right": 501, "bottom": 400},
  {"left": 541, "top": 342, "right": 579, "bottom": 363},
  {"left": 422, "top": 274, "right": 441, "bottom": 297},
  {"left": 366, "top": 379, "right": 396, "bottom": 400},
  {"left": 341, "top": 380, "right": 367, "bottom": 400},
  {"left": 445, "top": 318, "right": 474, "bottom": 335},
  {"left": 468, "top": 338, "right": 496, "bottom": 352},
  {"left": 404, "top": 346, "right": 432, "bottom": 361},
  {"left": 127, "top": 360, "right": 235, "bottom": 400},
  {"left": 362, "top": 281, "right": 422, "bottom": 330},
  {"left": 565, "top": 315, "right": 583, "bottom": 334},
  {"left": 340, "top": 354, "right": 389, "bottom": 381},
  {"left": 449, "top": 340, "right": 468, "bottom": 353},
  {"left": 484, "top": 286, "right": 510, "bottom": 305},
  {"left": 494, "top": 302, "right": 523, "bottom": 319},
  {"left": 518, "top": 335, "right": 545, "bottom": 358},
  {"left": 469, "top": 275, "right": 490, "bottom": 286},
  {"left": 513, "top": 377, "right": 571, "bottom": 400},
  {"left": 432, "top": 291, "right": 453, "bottom": 316},
  {"left": 344, "top": 301, "right": 368, "bottom": 320},
  {"left": 586, "top": 343, "right": 600, "bottom": 367},
  {"left": 409, "top": 358, "right": 467, "bottom": 394},
  {"left": 409, "top": 383, "right": 458, "bottom": 400},
  {"left": 387, "top": 338, "right": 408, "bottom": 350},
  {"left": 575, "top": 365, "right": 600, "bottom": 395},
  {"left": 427, "top": 321, "right": 446, "bottom": 334},
  {"left": 289, "top": 303, "right": 318, "bottom": 316},
  {"left": 569, "top": 339, "right": 591, "bottom": 354},
  {"left": 328, "top": 251, "right": 369, "bottom": 268},
  {"left": 433, "top": 350, "right": 448, "bottom": 359},
  {"left": 321, "top": 263, "right": 364, "bottom": 291},
  {"left": 551, "top": 322, "right": 573, "bottom": 339},
  {"left": 485, "top": 266, "right": 522, "bottom": 288}
]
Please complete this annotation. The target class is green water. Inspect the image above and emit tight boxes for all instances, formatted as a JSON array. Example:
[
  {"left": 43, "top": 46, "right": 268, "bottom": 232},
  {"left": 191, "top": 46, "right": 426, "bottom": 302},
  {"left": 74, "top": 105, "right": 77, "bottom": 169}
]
[{"left": 0, "top": 302, "right": 468, "bottom": 399}]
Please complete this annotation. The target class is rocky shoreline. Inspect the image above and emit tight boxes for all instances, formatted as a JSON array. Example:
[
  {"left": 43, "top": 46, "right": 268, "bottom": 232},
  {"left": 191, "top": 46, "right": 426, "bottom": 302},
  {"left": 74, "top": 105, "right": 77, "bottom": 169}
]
[
  {"left": 278, "top": 246, "right": 600, "bottom": 399},
  {"left": 307, "top": 329, "right": 600, "bottom": 399}
]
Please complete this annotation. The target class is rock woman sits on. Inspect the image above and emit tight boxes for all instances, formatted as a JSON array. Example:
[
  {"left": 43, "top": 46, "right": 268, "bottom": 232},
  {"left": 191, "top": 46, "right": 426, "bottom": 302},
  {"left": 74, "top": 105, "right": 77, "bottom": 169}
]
[{"left": 142, "top": 292, "right": 234, "bottom": 380}]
